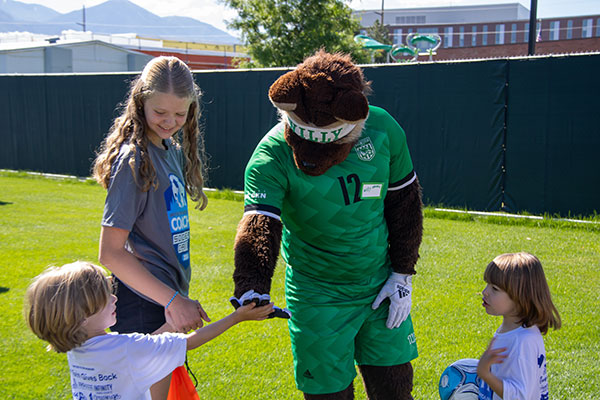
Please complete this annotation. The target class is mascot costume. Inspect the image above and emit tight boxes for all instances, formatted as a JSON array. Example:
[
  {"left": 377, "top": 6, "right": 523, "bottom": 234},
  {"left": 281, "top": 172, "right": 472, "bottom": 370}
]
[{"left": 230, "top": 50, "right": 423, "bottom": 399}]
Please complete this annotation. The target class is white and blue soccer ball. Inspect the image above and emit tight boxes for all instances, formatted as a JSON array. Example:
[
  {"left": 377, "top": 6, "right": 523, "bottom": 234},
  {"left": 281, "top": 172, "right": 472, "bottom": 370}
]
[{"left": 439, "top": 358, "right": 481, "bottom": 400}]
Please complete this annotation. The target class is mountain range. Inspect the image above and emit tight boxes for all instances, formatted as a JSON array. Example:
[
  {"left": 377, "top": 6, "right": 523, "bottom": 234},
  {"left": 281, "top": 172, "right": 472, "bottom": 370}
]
[{"left": 0, "top": 0, "right": 238, "bottom": 44}]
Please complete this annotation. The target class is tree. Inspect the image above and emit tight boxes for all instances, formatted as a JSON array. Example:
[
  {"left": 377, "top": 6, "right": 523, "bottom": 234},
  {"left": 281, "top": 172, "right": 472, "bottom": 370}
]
[
  {"left": 366, "top": 19, "right": 392, "bottom": 46},
  {"left": 365, "top": 19, "right": 392, "bottom": 63},
  {"left": 222, "top": 0, "right": 369, "bottom": 67}
]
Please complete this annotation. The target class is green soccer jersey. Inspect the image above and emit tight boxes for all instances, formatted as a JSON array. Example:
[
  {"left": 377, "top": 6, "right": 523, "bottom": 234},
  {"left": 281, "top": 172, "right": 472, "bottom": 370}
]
[{"left": 244, "top": 105, "right": 415, "bottom": 283}]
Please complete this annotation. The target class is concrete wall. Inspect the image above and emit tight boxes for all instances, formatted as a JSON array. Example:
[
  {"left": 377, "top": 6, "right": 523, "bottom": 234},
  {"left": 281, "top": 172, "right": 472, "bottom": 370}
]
[
  {"left": 0, "top": 48, "right": 44, "bottom": 73},
  {"left": 68, "top": 42, "right": 151, "bottom": 72},
  {"left": 127, "top": 53, "right": 152, "bottom": 71},
  {"left": 44, "top": 46, "right": 73, "bottom": 73}
]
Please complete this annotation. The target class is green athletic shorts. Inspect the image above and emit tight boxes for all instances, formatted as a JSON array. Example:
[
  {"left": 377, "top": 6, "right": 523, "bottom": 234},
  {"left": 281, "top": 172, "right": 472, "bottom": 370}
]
[{"left": 285, "top": 265, "right": 418, "bottom": 395}]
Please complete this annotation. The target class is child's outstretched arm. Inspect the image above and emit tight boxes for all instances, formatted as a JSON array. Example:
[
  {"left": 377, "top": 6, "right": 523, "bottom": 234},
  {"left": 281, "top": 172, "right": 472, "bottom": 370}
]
[
  {"left": 477, "top": 337, "right": 507, "bottom": 397},
  {"left": 152, "top": 323, "right": 174, "bottom": 335},
  {"left": 186, "top": 302, "right": 274, "bottom": 350},
  {"left": 99, "top": 226, "right": 210, "bottom": 332}
]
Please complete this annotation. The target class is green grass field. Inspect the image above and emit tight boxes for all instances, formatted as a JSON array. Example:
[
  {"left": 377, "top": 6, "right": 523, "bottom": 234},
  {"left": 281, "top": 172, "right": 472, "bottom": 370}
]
[{"left": 1, "top": 171, "right": 598, "bottom": 399}]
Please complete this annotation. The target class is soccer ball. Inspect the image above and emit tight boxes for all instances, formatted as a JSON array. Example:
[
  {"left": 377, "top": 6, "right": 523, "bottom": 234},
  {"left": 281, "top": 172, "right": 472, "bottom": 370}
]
[{"left": 438, "top": 358, "right": 481, "bottom": 400}]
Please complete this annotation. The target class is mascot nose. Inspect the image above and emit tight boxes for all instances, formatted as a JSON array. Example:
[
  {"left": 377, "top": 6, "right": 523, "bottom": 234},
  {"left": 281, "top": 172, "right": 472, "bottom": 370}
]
[{"left": 301, "top": 161, "right": 316, "bottom": 169}]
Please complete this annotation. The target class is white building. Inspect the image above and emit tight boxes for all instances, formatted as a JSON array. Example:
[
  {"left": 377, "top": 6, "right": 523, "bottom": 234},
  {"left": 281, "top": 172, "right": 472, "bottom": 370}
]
[{"left": 0, "top": 37, "right": 151, "bottom": 73}]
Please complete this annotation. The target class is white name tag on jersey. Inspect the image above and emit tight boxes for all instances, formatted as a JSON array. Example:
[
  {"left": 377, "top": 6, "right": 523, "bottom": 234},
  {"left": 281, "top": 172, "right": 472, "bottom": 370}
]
[{"left": 361, "top": 183, "right": 383, "bottom": 199}]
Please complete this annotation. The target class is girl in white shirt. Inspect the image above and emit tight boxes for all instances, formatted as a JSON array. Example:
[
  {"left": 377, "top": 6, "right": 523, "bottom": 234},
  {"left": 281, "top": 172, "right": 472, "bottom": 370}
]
[{"left": 477, "top": 252, "right": 561, "bottom": 400}]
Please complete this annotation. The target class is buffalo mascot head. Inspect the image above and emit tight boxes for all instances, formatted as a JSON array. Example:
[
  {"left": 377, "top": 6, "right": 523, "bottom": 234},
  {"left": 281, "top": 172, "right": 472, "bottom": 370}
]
[{"left": 268, "top": 50, "right": 371, "bottom": 176}]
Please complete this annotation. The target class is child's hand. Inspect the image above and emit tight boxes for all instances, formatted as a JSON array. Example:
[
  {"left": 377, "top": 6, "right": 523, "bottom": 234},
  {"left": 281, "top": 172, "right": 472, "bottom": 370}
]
[
  {"left": 235, "top": 302, "right": 275, "bottom": 322},
  {"left": 165, "top": 294, "right": 211, "bottom": 333},
  {"left": 477, "top": 337, "right": 507, "bottom": 377},
  {"left": 230, "top": 290, "right": 291, "bottom": 319}
]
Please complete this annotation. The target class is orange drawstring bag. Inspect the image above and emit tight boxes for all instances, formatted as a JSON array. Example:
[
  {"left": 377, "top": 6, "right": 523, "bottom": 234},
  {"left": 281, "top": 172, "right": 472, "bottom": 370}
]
[{"left": 167, "top": 365, "right": 200, "bottom": 400}]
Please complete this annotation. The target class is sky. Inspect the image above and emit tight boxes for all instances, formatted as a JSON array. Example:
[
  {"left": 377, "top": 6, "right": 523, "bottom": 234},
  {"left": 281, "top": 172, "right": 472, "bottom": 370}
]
[{"left": 17, "top": 0, "right": 600, "bottom": 34}]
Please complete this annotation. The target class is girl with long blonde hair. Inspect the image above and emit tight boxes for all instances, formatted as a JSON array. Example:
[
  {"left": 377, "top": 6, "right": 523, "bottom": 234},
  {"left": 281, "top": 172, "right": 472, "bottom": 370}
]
[{"left": 92, "top": 56, "right": 210, "bottom": 399}]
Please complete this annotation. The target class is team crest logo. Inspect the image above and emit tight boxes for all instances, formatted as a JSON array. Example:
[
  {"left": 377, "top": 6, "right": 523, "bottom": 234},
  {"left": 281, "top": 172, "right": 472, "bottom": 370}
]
[{"left": 355, "top": 137, "right": 375, "bottom": 161}]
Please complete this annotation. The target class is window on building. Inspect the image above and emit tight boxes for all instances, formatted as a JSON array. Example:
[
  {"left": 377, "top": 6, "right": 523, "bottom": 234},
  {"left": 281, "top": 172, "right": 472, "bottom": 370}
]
[
  {"left": 597, "top": 18, "right": 600, "bottom": 36},
  {"left": 495, "top": 24, "right": 505, "bottom": 44},
  {"left": 393, "top": 28, "right": 403, "bottom": 45},
  {"left": 511, "top": 23, "right": 517, "bottom": 43},
  {"left": 566, "top": 20, "right": 573, "bottom": 39},
  {"left": 550, "top": 21, "right": 560, "bottom": 40},
  {"left": 537, "top": 22, "right": 542, "bottom": 41},
  {"left": 582, "top": 18, "right": 593, "bottom": 38},
  {"left": 417, "top": 28, "right": 439, "bottom": 34},
  {"left": 483, "top": 25, "right": 488, "bottom": 45},
  {"left": 395, "top": 16, "right": 426, "bottom": 24},
  {"left": 524, "top": 23, "right": 529, "bottom": 42},
  {"left": 444, "top": 27, "right": 453, "bottom": 48},
  {"left": 401, "top": 16, "right": 425, "bottom": 24},
  {"left": 472, "top": 26, "right": 477, "bottom": 46},
  {"left": 459, "top": 26, "right": 465, "bottom": 47},
  {"left": 412, "top": 28, "right": 439, "bottom": 51}
]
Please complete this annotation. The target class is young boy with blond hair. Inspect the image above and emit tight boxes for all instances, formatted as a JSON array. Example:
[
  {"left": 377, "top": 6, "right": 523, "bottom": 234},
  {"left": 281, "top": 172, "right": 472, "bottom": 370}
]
[{"left": 25, "top": 261, "right": 273, "bottom": 400}]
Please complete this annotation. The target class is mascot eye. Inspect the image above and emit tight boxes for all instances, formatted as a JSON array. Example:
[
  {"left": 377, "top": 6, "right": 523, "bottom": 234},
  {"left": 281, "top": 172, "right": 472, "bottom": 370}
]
[{"left": 301, "top": 161, "right": 316, "bottom": 169}]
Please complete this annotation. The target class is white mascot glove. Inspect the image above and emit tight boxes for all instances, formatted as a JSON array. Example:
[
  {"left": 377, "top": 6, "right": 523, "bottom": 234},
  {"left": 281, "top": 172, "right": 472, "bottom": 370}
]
[
  {"left": 372, "top": 273, "right": 412, "bottom": 329},
  {"left": 230, "top": 290, "right": 291, "bottom": 319}
]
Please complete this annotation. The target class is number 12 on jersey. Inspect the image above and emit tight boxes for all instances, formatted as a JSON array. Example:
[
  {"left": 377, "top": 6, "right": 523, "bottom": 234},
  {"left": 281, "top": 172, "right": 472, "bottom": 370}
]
[{"left": 338, "top": 174, "right": 384, "bottom": 205}]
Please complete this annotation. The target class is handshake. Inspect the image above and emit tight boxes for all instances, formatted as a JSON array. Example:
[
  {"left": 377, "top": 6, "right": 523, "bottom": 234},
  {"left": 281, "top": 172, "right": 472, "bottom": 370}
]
[{"left": 230, "top": 290, "right": 291, "bottom": 319}]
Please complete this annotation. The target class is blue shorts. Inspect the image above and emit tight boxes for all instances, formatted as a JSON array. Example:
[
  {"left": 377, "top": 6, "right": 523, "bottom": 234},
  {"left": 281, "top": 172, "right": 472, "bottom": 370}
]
[{"left": 111, "top": 276, "right": 166, "bottom": 334}]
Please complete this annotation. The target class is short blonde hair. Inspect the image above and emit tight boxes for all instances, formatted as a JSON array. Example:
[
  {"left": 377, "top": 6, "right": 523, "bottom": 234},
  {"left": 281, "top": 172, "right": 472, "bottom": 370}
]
[
  {"left": 484, "top": 252, "right": 561, "bottom": 334},
  {"left": 25, "top": 261, "right": 112, "bottom": 353}
]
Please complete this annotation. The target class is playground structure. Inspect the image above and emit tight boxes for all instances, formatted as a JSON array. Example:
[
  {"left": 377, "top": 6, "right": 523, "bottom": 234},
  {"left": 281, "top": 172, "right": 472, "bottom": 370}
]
[{"left": 354, "top": 33, "right": 442, "bottom": 63}]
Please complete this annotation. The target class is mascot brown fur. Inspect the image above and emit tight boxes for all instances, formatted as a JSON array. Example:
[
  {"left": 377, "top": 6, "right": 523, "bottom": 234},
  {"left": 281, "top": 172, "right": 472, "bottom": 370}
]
[{"left": 232, "top": 50, "right": 423, "bottom": 399}]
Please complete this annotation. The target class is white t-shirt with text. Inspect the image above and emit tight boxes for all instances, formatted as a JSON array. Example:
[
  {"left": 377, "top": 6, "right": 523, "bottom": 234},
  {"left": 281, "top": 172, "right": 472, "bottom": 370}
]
[
  {"left": 479, "top": 326, "right": 549, "bottom": 400},
  {"left": 67, "top": 332, "right": 187, "bottom": 400}
]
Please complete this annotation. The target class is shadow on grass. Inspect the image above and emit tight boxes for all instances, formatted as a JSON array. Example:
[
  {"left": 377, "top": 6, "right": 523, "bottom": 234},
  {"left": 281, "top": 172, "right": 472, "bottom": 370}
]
[
  {"left": 0, "top": 287, "right": 9, "bottom": 294},
  {"left": 0, "top": 201, "right": 12, "bottom": 206}
]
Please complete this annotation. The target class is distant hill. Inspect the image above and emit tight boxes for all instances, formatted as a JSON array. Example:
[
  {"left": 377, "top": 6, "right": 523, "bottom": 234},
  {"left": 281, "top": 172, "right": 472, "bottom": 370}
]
[
  {"left": 0, "top": 9, "right": 14, "bottom": 23},
  {"left": 0, "top": 0, "right": 239, "bottom": 44},
  {"left": 0, "top": 0, "right": 59, "bottom": 22}
]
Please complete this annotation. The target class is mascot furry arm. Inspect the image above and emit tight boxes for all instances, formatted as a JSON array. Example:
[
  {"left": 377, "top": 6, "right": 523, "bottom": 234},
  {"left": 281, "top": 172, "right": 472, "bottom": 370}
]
[
  {"left": 232, "top": 214, "right": 282, "bottom": 298},
  {"left": 384, "top": 179, "right": 423, "bottom": 275}
]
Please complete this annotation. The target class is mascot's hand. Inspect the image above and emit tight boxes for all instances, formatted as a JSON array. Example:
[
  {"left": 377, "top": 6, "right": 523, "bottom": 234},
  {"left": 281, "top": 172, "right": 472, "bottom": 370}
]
[
  {"left": 230, "top": 290, "right": 291, "bottom": 319},
  {"left": 372, "top": 273, "right": 412, "bottom": 329}
]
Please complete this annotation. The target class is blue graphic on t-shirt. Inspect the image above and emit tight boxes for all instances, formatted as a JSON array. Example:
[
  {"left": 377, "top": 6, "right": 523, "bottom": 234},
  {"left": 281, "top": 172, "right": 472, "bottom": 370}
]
[
  {"left": 539, "top": 353, "right": 549, "bottom": 400},
  {"left": 479, "top": 380, "right": 493, "bottom": 400},
  {"left": 537, "top": 354, "right": 545, "bottom": 367},
  {"left": 164, "top": 174, "right": 190, "bottom": 269}
]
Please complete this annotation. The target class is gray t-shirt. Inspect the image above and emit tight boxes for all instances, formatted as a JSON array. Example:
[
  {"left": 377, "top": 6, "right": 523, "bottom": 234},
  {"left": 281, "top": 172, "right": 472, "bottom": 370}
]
[{"left": 102, "top": 139, "right": 191, "bottom": 299}]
